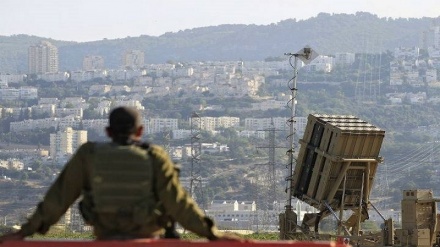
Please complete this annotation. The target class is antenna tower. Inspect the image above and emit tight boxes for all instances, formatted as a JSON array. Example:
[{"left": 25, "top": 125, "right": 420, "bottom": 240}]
[
  {"left": 189, "top": 112, "right": 205, "bottom": 208},
  {"left": 280, "top": 46, "right": 318, "bottom": 240},
  {"left": 256, "top": 119, "right": 285, "bottom": 210}
]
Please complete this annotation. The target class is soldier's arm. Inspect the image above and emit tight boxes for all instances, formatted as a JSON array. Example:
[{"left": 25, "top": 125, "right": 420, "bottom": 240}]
[
  {"left": 150, "top": 145, "right": 222, "bottom": 240},
  {"left": 19, "top": 143, "right": 92, "bottom": 237}
]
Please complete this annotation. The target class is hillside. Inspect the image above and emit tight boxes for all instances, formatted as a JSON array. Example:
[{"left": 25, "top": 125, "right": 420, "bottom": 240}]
[{"left": 0, "top": 12, "right": 436, "bottom": 72}]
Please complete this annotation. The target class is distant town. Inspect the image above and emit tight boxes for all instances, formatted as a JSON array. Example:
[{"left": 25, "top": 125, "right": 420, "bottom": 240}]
[{"left": 0, "top": 20, "right": 439, "bottom": 232}]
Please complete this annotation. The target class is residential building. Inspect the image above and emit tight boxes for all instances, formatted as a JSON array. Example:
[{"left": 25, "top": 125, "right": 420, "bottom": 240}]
[
  {"left": 0, "top": 73, "right": 25, "bottom": 84},
  {"left": 172, "top": 129, "right": 192, "bottom": 140},
  {"left": 123, "top": 50, "right": 144, "bottom": 69},
  {"left": 244, "top": 117, "right": 288, "bottom": 131},
  {"left": 149, "top": 118, "right": 178, "bottom": 134},
  {"left": 38, "top": 72, "right": 69, "bottom": 82},
  {"left": 394, "top": 47, "right": 420, "bottom": 60},
  {"left": 238, "top": 130, "right": 266, "bottom": 139},
  {"left": 28, "top": 41, "right": 59, "bottom": 74},
  {"left": 83, "top": 55, "right": 104, "bottom": 71},
  {"left": 54, "top": 108, "right": 83, "bottom": 118},
  {"left": 60, "top": 97, "right": 87, "bottom": 108},
  {"left": 304, "top": 55, "right": 334, "bottom": 72},
  {"left": 19, "top": 87, "right": 38, "bottom": 100},
  {"left": 334, "top": 53, "right": 355, "bottom": 66},
  {"left": 31, "top": 104, "right": 56, "bottom": 117},
  {"left": 50, "top": 127, "right": 87, "bottom": 160},
  {"left": 251, "top": 100, "right": 286, "bottom": 111}
]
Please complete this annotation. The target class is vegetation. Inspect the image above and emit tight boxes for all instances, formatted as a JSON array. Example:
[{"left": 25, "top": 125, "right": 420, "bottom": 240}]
[{"left": 0, "top": 12, "right": 435, "bottom": 72}]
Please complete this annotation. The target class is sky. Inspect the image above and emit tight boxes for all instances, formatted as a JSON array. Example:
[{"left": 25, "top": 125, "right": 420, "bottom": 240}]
[{"left": 1, "top": 0, "right": 439, "bottom": 42}]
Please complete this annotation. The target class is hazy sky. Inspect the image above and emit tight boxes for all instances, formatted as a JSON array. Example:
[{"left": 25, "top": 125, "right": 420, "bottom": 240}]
[{"left": 1, "top": 0, "right": 439, "bottom": 42}]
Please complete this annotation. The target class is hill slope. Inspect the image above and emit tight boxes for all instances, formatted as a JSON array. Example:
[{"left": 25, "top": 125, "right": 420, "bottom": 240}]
[{"left": 0, "top": 12, "right": 436, "bottom": 72}]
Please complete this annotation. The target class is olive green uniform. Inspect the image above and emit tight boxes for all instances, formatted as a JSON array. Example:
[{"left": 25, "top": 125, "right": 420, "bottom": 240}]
[{"left": 20, "top": 142, "right": 221, "bottom": 240}]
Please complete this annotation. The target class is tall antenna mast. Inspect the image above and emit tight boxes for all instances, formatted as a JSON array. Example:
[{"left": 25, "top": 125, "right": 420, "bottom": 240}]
[{"left": 280, "top": 46, "right": 318, "bottom": 240}]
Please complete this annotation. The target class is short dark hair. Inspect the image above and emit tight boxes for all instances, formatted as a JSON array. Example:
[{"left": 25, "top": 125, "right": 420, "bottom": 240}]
[{"left": 108, "top": 106, "right": 142, "bottom": 135}]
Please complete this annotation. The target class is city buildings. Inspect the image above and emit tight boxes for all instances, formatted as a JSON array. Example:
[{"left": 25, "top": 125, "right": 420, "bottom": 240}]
[
  {"left": 28, "top": 41, "right": 59, "bottom": 74},
  {"left": 83, "top": 55, "right": 104, "bottom": 71},
  {"left": 49, "top": 127, "right": 87, "bottom": 160},
  {"left": 123, "top": 50, "right": 144, "bottom": 69}
]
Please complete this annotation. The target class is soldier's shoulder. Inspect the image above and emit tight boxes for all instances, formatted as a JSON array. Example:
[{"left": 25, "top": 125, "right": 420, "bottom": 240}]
[
  {"left": 78, "top": 141, "right": 96, "bottom": 151},
  {"left": 148, "top": 144, "right": 169, "bottom": 160},
  {"left": 77, "top": 141, "right": 108, "bottom": 154}
]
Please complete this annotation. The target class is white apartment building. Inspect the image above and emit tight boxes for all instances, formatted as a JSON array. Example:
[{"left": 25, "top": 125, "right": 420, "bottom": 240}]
[
  {"left": 2, "top": 159, "right": 25, "bottom": 171},
  {"left": 81, "top": 119, "right": 107, "bottom": 134},
  {"left": 70, "top": 70, "right": 107, "bottom": 82},
  {"left": 19, "top": 87, "right": 38, "bottom": 100},
  {"left": 426, "top": 69, "right": 438, "bottom": 83},
  {"left": 251, "top": 100, "right": 286, "bottom": 111},
  {"left": 334, "top": 53, "right": 356, "bottom": 66},
  {"left": 390, "top": 71, "right": 404, "bottom": 86},
  {"left": 0, "top": 79, "right": 7, "bottom": 89},
  {"left": 54, "top": 108, "right": 83, "bottom": 118},
  {"left": 31, "top": 104, "right": 56, "bottom": 117},
  {"left": 58, "top": 116, "right": 81, "bottom": 130},
  {"left": 200, "top": 117, "right": 216, "bottom": 131},
  {"left": 0, "top": 87, "right": 38, "bottom": 101},
  {"left": 216, "top": 116, "right": 240, "bottom": 129},
  {"left": 112, "top": 99, "right": 144, "bottom": 110},
  {"left": 50, "top": 127, "right": 87, "bottom": 160},
  {"left": 60, "top": 97, "right": 87, "bottom": 108},
  {"left": 406, "top": 71, "right": 422, "bottom": 86},
  {"left": 135, "top": 76, "right": 154, "bottom": 85},
  {"left": 428, "top": 47, "right": 440, "bottom": 58},
  {"left": 201, "top": 143, "right": 229, "bottom": 154},
  {"left": 109, "top": 85, "right": 131, "bottom": 95},
  {"left": 1, "top": 107, "right": 21, "bottom": 119},
  {"left": 244, "top": 117, "right": 288, "bottom": 131},
  {"left": 243, "top": 117, "right": 306, "bottom": 134},
  {"left": 198, "top": 116, "right": 240, "bottom": 131},
  {"left": 38, "top": 72, "right": 69, "bottom": 82},
  {"left": 0, "top": 73, "right": 25, "bottom": 84},
  {"left": 130, "top": 86, "right": 153, "bottom": 98},
  {"left": 407, "top": 92, "right": 427, "bottom": 104},
  {"left": 39, "top": 98, "right": 60, "bottom": 105},
  {"left": 0, "top": 88, "right": 20, "bottom": 101},
  {"left": 238, "top": 130, "right": 266, "bottom": 139},
  {"left": 10, "top": 116, "right": 77, "bottom": 132},
  {"left": 394, "top": 47, "right": 420, "bottom": 59},
  {"left": 28, "top": 41, "right": 59, "bottom": 74},
  {"left": 172, "top": 67, "right": 194, "bottom": 77},
  {"left": 123, "top": 50, "right": 145, "bottom": 69},
  {"left": 83, "top": 55, "right": 104, "bottom": 71},
  {"left": 149, "top": 118, "right": 178, "bottom": 134},
  {"left": 304, "top": 55, "right": 334, "bottom": 73},
  {"left": 89, "top": 84, "right": 112, "bottom": 96},
  {"left": 172, "top": 129, "right": 192, "bottom": 140}
]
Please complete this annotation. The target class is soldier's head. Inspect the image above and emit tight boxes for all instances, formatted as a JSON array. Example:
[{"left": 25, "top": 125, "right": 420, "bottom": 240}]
[{"left": 106, "top": 106, "right": 143, "bottom": 144}]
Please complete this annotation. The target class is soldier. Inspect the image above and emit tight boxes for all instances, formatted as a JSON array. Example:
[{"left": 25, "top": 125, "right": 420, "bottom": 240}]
[{"left": 0, "top": 106, "right": 237, "bottom": 242}]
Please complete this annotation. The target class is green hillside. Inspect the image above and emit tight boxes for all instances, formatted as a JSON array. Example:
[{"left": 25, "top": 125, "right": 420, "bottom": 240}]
[{"left": 0, "top": 12, "right": 436, "bottom": 73}]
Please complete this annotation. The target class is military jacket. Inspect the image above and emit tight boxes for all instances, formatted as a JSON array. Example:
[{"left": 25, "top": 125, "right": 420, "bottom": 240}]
[{"left": 20, "top": 142, "right": 220, "bottom": 239}]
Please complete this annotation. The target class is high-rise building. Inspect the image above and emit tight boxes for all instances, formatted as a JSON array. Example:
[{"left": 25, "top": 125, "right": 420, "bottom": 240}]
[
  {"left": 123, "top": 50, "right": 144, "bottom": 69},
  {"left": 83, "top": 55, "right": 104, "bottom": 71},
  {"left": 28, "top": 41, "right": 59, "bottom": 74},
  {"left": 50, "top": 127, "right": 87, "bottom": 160}
]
